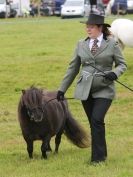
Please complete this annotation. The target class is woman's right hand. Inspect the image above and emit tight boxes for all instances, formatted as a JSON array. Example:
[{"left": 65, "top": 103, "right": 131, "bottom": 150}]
[{"left": 57, "top": 91, "right": 64, "bottom": 101}]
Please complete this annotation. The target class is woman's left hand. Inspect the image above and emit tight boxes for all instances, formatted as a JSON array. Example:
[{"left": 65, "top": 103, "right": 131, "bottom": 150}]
[{"left": 104, "top": 72, "right": 117, "bottom": 81}]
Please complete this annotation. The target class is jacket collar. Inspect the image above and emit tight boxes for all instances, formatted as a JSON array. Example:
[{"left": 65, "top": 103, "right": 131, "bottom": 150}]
[{"left": 84, "top": 36, "right": 109, "bottom": 57}]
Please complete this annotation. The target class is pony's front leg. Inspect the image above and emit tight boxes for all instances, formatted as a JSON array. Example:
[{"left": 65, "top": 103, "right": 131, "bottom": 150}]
[
  {"left": 25, "top": 139, "right": 33, "bottom": 159},
  {"left": 41, "top": 136, "right": 51, "bottom": 159}
]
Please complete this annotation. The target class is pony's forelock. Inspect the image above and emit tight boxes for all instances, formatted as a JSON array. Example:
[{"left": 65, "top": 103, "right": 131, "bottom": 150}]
[{"left": 21, "top": 87, "right": 43, "bottom": 109}]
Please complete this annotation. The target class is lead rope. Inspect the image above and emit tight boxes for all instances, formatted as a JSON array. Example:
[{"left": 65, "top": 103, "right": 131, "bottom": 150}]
[
  {"left": 88, "top": 63, "right": 133, "bottom": 92},
  {"left": 43, "top": 97, "right": 74, "bottom": 108}
]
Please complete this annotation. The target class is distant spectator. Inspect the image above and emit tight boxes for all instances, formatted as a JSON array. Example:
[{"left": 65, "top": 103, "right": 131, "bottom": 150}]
[
  {"left": 30, "top": 2, "right": 38, "bottom": 17},
  {"left": 90, "top": 0, "right": 105, "bottom": 15}
]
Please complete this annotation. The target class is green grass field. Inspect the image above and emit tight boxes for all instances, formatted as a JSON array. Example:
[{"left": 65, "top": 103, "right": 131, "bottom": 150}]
[{"left": 0, "top": 16, "right": 133, "bottom": 177}]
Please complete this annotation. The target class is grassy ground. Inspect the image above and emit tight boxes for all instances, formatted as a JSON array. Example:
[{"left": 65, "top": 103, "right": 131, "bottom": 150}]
[{"left": 0, "top": 16, "right": 132, "bottom": 177}]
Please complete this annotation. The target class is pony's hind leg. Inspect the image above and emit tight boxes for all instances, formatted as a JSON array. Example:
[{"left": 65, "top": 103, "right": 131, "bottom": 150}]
[
  {"left": 55, "top": 131, "right": 63, "bottom": 153},
  {"left": 47, "top": 140, "right": 52, "bottom": 152}
]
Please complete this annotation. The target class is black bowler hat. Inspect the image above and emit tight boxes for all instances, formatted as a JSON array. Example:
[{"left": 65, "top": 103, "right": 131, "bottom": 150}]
[{"left": 81, "top": 13, "right": 110, "bottom": 27}]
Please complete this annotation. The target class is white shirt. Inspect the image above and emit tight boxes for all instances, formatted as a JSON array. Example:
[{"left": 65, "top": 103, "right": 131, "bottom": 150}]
[{"left": 89, "top": 33, "right": 103, "bottom": 50}]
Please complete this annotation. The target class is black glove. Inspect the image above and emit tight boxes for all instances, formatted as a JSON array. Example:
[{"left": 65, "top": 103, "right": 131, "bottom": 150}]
[
  {"left": 57, "top": 91, "right": 64, "bottom": 101},
  {"left": 104, "top": 72, "right": 117, "bottom": 81}
]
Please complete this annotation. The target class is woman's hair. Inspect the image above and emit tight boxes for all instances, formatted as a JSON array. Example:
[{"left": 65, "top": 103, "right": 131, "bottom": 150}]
[{"left": 97, "top": 24, "right": 111, "bottom": 38}]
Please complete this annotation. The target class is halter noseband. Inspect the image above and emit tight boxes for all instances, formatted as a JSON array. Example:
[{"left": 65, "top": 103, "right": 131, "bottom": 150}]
[{"left": 27, "top": 106, "right": 45, "bottom": 122}]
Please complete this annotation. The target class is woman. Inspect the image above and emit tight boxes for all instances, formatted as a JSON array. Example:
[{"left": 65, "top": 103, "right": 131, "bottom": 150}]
[
  {"left": 57, "top": 13, "right": 127, "bottom": 164},
  {"left": 90, "top": 0, "right": 97, "bottom": 12}
]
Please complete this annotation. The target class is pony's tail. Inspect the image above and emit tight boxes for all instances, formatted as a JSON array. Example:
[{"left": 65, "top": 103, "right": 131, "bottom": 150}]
[{"left": 64, "top": 111, "right": 90, "bottom": 148}]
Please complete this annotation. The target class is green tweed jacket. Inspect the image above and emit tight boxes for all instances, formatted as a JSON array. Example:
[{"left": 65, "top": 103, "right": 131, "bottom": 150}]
[{"left": 59, "top": 37, "right": 127, "bottom": 100}]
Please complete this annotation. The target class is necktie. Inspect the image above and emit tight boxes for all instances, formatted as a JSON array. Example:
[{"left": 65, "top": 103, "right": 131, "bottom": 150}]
[{"left": 91, "top": 39, "right": 99, "bottom": 55}]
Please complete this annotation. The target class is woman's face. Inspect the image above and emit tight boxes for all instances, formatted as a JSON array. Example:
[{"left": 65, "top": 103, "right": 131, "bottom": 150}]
[{"left": 86, "top": 24, "right": 102, "bottom": 39}]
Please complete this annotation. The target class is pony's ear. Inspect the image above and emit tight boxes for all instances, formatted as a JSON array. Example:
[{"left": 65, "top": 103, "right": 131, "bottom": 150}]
[{"left": 22, "top": 89, "right": 25, "bottom": 94}]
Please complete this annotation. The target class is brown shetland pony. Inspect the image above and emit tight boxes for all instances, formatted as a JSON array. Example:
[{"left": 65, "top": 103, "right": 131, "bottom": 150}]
[{"left": 18, "top": 87, "right": 89, "bottom": 159}]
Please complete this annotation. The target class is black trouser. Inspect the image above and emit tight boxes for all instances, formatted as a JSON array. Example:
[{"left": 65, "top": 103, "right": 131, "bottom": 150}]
[{"left": 82, "top": 95, "right": 112, "bottom": 162}]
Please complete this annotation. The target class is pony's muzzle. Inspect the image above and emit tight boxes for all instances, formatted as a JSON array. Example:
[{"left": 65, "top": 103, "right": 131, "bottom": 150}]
[
  {"left": 28, "top": 108, "right": 44, "bottom": 122},
  {"left": 33, "top": 114, "right": 44, "bottom": 122}
]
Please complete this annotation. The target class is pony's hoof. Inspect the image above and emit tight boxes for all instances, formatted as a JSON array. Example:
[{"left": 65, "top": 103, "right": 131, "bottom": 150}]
[
  {"left": 41, "top": 155, "right": 47, "bottom": 159},
  {"left": 54, "top": 151, "right": 58, "bottom": 155},
  {"left": 47, "top": 148, "right": 52, "bottom": 152},
  {"left": 29, "top": 155, "right": 33, "bottom": 159}
]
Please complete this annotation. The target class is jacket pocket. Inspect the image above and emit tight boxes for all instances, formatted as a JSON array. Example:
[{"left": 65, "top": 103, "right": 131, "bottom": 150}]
[
  {"left": 74, "top": 74, "right": 93, "bottom": 100},
  {"left": 103, "top": 77, "right": 113, "bottom": 85},
  {"left": 91, "top": 75, "right": 113, "bottom": 93},
  {"left": 77, "top": 75, "right": 83, "bottom": 84}
]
